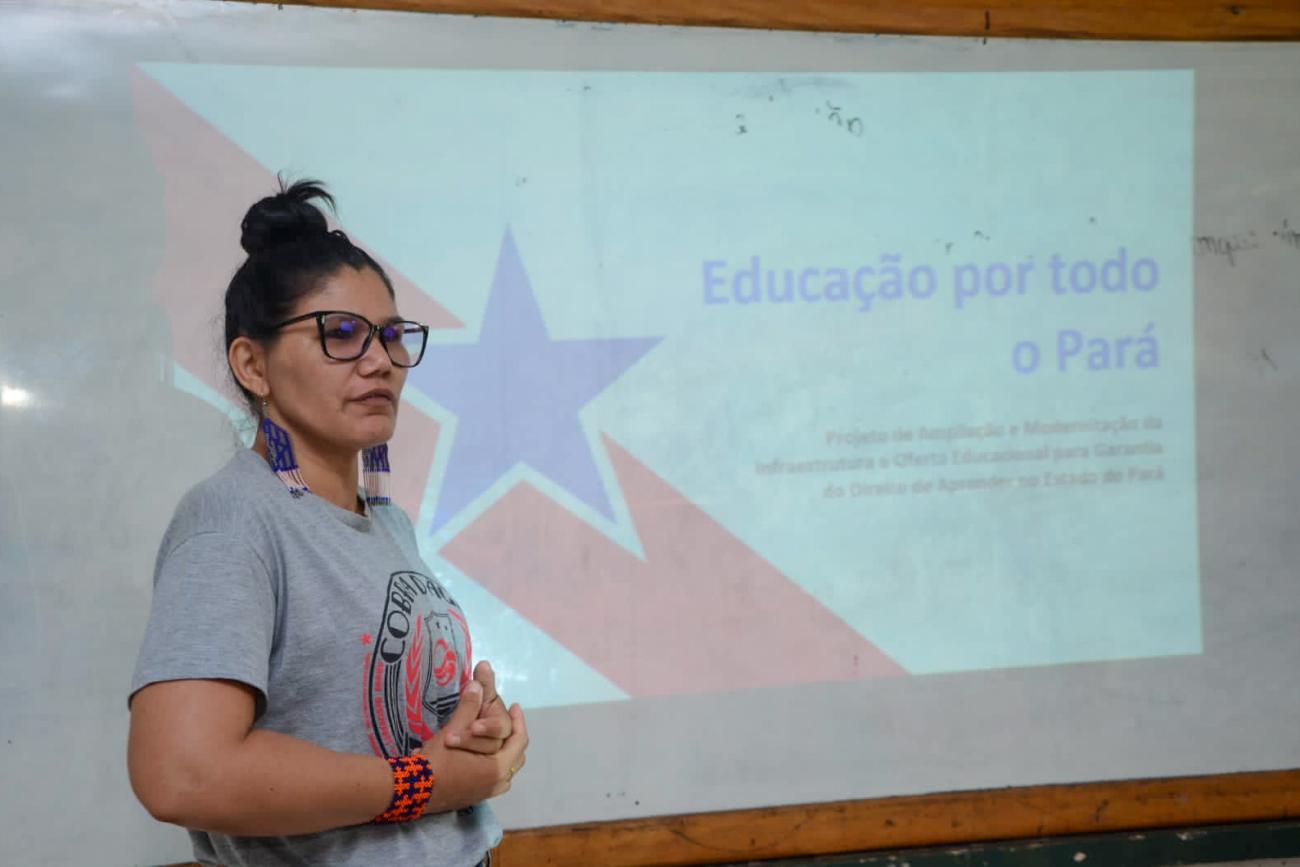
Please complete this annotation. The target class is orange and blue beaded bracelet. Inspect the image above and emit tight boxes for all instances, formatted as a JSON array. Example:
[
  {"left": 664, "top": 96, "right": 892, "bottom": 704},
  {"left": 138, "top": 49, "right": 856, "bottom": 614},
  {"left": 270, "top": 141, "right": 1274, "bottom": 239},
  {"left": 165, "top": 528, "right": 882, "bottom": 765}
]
[{"left": 373, "top": 754, "right": 434, "bottom": 824}]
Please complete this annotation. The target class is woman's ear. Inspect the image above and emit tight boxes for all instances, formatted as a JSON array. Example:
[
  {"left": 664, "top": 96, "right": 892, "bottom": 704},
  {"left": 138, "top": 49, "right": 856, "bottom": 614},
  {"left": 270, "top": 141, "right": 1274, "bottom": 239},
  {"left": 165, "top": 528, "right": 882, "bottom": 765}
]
[{"left": 228, "top": 336, "right": 269, "bottom": 401}]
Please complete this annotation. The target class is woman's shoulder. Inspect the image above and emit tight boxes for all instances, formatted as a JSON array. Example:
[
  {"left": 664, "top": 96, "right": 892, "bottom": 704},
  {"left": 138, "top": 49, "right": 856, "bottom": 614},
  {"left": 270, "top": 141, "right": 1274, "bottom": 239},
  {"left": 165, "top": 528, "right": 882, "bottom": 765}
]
[{"left": 163, "top": 450, "right": 279, "bottom": 545}]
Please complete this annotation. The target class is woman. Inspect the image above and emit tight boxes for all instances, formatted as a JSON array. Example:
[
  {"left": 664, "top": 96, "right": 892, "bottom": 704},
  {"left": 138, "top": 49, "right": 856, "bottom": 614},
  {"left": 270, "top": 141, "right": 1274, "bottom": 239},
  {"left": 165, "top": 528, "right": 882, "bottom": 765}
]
[{"left": 128, "top": 180, "right": 526, "bottom": 867}]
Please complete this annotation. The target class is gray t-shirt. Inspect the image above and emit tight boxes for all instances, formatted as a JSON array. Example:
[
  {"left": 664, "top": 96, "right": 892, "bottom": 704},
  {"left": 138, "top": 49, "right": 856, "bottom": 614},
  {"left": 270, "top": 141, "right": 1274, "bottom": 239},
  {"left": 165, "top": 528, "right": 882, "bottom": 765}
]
[{"left": 132, "top": 449, "right": 502, "bottom": 866}]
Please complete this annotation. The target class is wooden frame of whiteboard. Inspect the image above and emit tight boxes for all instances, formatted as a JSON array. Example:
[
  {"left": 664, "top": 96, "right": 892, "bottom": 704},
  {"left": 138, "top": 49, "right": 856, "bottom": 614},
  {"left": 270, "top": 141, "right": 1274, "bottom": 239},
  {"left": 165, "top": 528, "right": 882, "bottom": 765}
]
[
  {"left": 233, "top": 0, "right": 1300, "bottom": 41},
  {"left": 169, "top": 769, "right": 1300, "bottom": 866},
  {"left": 494, "top": 769, "right": 1300, "bottom": 866}
]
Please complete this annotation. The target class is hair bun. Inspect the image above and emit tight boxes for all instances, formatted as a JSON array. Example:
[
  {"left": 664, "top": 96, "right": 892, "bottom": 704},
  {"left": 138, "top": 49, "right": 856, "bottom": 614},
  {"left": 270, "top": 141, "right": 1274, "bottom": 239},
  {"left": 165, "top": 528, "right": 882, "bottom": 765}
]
[{"left": 239, "top": 177, "right": 337, "bottom": 256}]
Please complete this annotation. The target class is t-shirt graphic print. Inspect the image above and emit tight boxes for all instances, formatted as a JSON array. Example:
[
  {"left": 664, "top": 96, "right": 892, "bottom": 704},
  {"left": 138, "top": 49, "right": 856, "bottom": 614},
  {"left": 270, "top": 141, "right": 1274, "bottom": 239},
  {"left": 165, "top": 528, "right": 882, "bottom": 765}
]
[{"left": 366, "top": 570, "right": 473, "bottom": 758}]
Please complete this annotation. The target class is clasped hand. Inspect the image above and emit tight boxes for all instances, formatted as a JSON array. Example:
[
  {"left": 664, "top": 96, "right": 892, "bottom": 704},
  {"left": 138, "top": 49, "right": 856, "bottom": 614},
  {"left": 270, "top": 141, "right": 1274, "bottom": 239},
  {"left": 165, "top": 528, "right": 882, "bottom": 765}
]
[
  {"left": 416, "top": 661, "right": 528, "bottom": 810},
  {"left": 446, "top": 661, "right": 516, "bottom": 753}
]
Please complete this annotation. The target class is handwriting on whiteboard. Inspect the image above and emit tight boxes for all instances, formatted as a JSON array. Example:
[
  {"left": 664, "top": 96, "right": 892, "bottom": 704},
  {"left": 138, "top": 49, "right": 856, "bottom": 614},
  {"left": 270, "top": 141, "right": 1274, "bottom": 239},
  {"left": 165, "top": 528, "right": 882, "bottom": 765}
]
[{"left": 1195, "top": 220, "right": 1299, "bottom": 266}]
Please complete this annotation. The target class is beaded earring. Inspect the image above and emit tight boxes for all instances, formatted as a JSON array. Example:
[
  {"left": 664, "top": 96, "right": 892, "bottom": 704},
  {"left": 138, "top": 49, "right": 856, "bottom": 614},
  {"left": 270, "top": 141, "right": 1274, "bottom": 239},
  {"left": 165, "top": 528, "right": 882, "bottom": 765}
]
[
  {"left": 362, "top": 443, "right": 392, "bottom": 506},
  {"left": 261, "top": 399, "right": 310, "bottom": 498}
]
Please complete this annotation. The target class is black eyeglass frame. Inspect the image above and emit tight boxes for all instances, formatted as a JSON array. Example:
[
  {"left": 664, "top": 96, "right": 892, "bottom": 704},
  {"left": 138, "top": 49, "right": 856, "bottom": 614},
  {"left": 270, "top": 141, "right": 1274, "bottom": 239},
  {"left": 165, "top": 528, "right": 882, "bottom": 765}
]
[{"left": 269, "top": 310, "right": 429, "bottom": 368}]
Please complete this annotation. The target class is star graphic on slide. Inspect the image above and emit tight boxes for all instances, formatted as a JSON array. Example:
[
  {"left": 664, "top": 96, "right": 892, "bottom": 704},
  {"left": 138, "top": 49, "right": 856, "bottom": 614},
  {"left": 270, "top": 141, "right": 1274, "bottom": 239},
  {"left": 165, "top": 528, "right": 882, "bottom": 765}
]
[{"left": 408, "top": 230, "right": 660, "bottom": 535}]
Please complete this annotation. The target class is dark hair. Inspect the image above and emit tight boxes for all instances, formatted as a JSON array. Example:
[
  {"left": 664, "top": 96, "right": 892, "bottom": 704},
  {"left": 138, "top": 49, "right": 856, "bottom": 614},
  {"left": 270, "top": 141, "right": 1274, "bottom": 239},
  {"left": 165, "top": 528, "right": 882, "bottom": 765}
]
[{"left": 224, "top": 177, "right": 395, "bottom": 407}]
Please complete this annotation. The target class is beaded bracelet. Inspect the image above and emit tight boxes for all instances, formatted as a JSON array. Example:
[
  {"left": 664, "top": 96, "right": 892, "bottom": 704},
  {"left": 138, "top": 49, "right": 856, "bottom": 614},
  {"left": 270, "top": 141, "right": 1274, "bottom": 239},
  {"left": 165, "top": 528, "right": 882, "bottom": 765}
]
[{"left": 373, "top": 754, "right": 435, "bottom": 824}]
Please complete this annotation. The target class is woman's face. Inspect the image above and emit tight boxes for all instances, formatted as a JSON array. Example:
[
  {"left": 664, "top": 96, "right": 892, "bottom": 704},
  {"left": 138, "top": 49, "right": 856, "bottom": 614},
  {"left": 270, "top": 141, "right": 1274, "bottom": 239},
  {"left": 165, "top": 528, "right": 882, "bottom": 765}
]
[{"left": 263, "top": 265, "right": 408, "bottom": 458}]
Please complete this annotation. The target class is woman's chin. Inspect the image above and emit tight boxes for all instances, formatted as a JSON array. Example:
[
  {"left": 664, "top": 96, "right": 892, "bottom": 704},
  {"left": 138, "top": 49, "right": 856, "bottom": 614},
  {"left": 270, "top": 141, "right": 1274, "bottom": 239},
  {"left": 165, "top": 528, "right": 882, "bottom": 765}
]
[{"left": 350, "top": 419, "right": 398, "bottom": 450}]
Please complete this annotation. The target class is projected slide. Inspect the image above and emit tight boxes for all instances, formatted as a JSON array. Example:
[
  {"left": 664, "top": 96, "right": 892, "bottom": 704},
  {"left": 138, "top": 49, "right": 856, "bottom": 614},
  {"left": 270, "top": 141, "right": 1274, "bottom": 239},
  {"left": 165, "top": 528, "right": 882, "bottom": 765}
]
[{"left": 135, "top": 65, "right": 1199, "bottom": 708}]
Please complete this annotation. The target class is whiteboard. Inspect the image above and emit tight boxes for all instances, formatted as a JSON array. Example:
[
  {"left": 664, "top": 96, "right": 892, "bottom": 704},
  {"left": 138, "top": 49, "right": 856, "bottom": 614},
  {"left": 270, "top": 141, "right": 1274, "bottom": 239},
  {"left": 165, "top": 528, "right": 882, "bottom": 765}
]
[{"left": 1, "top": 1, "right": 1298, "bottom": 864}]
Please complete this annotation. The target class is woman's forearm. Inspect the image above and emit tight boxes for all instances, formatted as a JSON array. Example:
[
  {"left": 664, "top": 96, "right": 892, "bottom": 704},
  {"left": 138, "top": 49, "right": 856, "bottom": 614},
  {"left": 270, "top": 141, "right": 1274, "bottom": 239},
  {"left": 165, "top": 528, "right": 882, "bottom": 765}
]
[
  {"left": 132, "top": 723, "right": 393, "bottom": 836},
  {"left": 128, "top": 679, "right": 499, "bottom": 836}
]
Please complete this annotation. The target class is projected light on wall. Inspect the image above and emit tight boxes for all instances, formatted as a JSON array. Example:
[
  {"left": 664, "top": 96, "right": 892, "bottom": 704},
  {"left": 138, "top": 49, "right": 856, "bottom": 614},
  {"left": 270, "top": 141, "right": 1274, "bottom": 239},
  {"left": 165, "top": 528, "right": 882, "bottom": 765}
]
[{"left": 135, "top": 64, "right": 1199, "bottom": 709}]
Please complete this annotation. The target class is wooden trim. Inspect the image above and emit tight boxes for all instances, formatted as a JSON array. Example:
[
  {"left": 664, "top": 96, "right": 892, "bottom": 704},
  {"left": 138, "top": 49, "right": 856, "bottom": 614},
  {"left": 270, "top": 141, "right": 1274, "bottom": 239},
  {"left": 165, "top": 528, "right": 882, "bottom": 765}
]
[
  {"left": 493, "top": 768, "right": 1300, "bottom": 866},
  {"left": 235, "top": 0, "right": 1300, "bottom": 41},
  {"left": 165, "top": 769, "right": 1300, "bottom": 867}
]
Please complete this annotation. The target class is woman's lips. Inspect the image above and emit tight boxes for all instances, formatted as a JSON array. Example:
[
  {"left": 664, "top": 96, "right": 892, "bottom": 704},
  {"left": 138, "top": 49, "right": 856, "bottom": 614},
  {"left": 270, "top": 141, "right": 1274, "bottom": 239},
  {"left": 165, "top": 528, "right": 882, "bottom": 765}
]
[{"left": 354, "top": 390, "right": 395, "bottom": 406}]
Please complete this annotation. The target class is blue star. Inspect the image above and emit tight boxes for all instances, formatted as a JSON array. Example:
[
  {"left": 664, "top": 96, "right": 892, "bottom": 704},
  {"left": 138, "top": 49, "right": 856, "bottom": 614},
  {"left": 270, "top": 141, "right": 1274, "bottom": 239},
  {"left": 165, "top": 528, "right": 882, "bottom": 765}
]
[{"left": 409, "top": 230, "right": 661, "bottom": 535}]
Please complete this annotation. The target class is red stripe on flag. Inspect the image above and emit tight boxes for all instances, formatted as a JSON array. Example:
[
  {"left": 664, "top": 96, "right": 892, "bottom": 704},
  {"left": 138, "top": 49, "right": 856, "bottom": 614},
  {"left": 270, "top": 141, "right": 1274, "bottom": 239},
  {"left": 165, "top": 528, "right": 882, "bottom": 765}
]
[{"left": 440, "top": 436, "right": 904, "bottom": 697}]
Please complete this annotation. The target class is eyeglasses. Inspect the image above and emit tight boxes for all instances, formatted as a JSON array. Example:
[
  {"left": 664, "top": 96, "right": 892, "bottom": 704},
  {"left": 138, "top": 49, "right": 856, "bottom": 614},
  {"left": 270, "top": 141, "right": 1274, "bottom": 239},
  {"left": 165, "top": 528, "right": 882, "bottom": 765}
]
[{"left": 270, "top": 310, "right": 429, "bottom": 368}]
